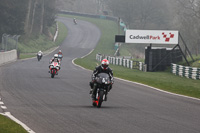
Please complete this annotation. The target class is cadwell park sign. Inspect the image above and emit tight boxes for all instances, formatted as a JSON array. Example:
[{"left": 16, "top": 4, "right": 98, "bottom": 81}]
[{"left": 125, "top": 30, "right": 179, "bottom": 44}]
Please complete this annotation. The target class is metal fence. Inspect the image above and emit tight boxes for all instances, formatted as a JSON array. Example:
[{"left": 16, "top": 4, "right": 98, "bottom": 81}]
[
  {"left": 1, "top": 34, "right": 20, "bottom": 51},
  {"left": 96, "top": 54, "right": 146, "bottom": 71}
]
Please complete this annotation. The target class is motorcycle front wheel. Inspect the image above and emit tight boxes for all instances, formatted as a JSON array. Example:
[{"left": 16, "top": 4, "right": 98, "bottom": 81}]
[
  {"left": 97, "top": 90, "right": 104, "bottom": 108},
  {"left": 51, "top": 69, "right": 56, "bottom": 78}
]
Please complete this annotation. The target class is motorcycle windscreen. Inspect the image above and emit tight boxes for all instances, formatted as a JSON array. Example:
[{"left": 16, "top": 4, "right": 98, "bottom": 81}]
[{"left": 96, "top": 73, "right": 111, "bottom": 84}]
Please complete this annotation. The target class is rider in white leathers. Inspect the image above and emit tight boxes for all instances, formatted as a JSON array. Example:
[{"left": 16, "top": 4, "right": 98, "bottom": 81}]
[{"left": 49, "top": 54, "right": 61, "bottom": 74}]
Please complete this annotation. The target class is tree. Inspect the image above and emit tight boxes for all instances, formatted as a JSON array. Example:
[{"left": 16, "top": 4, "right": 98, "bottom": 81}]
[
  {"left": 0, "top": 0, "right": 28, "bottom": 42},
  {"left": 107, "top": 0, "right": 170, "bottom": 30},
  {"left": 175, "top": 0, "right": 200, "bottom": 55}
]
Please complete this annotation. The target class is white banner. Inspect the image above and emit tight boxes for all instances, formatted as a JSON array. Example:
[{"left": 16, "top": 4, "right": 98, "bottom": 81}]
[{"left": 125, "top": 30, "right": 179, "bottom": 44}]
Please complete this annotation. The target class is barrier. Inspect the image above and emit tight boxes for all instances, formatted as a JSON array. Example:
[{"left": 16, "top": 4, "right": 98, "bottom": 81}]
[
  {"left": 0, "top": 50, "right": 17, "bottom": 66},
  {"left": 171, "top": 63, "right": 200, "bottom": 80},
  {"left": 96, "top": 54, "right": 146, "bottom": 71},
  {"left": 59, "top": 10, "right": 118, "bottom": 22}
]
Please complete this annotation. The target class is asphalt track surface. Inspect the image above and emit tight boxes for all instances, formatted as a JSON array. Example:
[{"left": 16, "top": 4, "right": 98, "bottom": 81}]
[{"left": 0, "top": 17, "right": 200, "bottom": 133}]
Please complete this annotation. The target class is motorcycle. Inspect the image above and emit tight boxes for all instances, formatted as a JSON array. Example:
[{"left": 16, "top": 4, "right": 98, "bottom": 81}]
[
  {"left": 92, "top": 73, "right": 112, "bottom": 108},
  {"left": 49, "top": 61, "right": 60, "bottom": 78},
  {"left": 73, "top": 18, "right": 77, "bottom": 25},
  {"left": 37, "top": 53, "right": 42, "bottom": 61}
]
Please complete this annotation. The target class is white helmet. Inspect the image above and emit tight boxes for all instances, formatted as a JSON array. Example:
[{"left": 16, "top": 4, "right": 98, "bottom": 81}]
[
  {"left": 59, "top": 50, "right": 62, "bottom": 53},
  {"left": 54, "top": 54, "right": 58, "bottom": 59}
]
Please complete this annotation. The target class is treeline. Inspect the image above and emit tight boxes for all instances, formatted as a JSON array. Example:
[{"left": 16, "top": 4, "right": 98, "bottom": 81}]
[
  {"left": 106, "top": 0, "right": 200, "bottom": 55},
  {"left": 0, "top": 0, "right": 57, "bottom": 42},
  {"left": 56, "top": 0, "right": 102, "bottom": 14}
]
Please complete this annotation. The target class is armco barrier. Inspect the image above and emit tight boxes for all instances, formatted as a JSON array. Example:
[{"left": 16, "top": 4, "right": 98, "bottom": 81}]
[
  {"left": 96, "top": 54, "right": 146, "bottom": 71},
  {"left": 59, "top": 10, "right": 118, "bottom": 22},
  {"left": 171, "top": 63, "right": 200, "bottom": 80},
  {"left": 0, "top": 50, "right": 17, "bottom": 66}
]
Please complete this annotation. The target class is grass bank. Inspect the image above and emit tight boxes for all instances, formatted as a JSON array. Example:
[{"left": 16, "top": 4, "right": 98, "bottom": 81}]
[
  {"left": 58, "top": 14, "right": 200, "bottom": 99},
  {"left": 0, "top": 115, "right": 27, "bottom": 133},
  {"left": 19, "top": 21, "right": 67, "bottom": 59}
]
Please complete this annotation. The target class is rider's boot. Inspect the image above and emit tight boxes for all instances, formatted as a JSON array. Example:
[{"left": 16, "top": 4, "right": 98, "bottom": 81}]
[
  {"left": 89, "top": 89, "right": 92, "bottom": 94},
  {"left": 104, "top": 95, "right": 107, "bottom": 101},
  {"left": 91, "top": 85, "right": 97, "bottom": 100}
]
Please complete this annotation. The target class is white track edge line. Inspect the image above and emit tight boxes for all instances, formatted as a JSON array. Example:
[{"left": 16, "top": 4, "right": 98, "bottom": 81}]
[
  {"left": 81, "top": 49, "right": 94, "bottom": 58},
  {"left": 20, "top": 46, "right": 59, "bottom": 61},
  {"left": 72, "top": 58, "right": 200, "bottom": 102},
  {"left": 0, "top": 46, "right": 59, "bottom": 133},
  {"left": 0, "top": 112, "right": 35, "bottom": 133},
  {"left": 1, "top": 106, "right": 7, "bottom": 109}
]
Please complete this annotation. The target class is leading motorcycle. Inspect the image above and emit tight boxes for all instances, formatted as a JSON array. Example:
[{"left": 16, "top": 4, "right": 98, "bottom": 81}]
[
  {"left": 49, "top": 61, "right": 60, "bottom": 78},
  {"left": 92, "top": 73, "right": 112, "bottom": 108}
]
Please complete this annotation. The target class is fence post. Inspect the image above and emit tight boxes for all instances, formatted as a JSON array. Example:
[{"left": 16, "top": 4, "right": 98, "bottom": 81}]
[{"left": 130, "top": 60, "right": 133, "bottom": 69}]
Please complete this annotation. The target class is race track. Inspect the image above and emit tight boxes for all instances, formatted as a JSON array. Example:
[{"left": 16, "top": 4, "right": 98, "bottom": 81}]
[{"left": 0, "top": 17, "right": 200, "bottom": 133}]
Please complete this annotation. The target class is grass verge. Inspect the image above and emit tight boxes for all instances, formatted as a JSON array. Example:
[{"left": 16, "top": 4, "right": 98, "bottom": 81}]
[
  {"left": 0, "top": 115, "right": 27, "bottom": 133},
  {"left": 59, "top": 14, "right": 200, "bottom": 99},
  {"left": 18, "top": 21, "right": 67, "bottom": 59}
]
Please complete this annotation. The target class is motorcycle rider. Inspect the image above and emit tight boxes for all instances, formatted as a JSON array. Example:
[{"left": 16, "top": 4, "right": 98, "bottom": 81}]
[
  {"left": 49, "top": 54, "right": 61, "bottom": 74},
  {"left": 58, "top": 50, "right": 62, "bottom": 55},
  {"left": 73, "top": 18, "right": 77, "bottom": 24},
  {"left": 90, "top": 59, "right": 114, "bottom": 100},
  {"left": 57, "top": 50, "right": 63, "bottom": 61},
  {"left": 50, "top": 54, "right": 61, "bottom": 65},
  {"left": 37, "top": 50, "right": 43, "bottom": 60}
]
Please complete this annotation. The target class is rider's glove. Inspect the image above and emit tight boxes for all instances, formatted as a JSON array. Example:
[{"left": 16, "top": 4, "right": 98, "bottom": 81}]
[{"left": 92, "top": 78, "right": 95, "bottom": 82}]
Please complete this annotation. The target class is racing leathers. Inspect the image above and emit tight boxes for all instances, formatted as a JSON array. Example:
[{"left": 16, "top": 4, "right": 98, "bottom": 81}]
[
  {"left": 90, "top": 65, "right": 113, "bottom": 100},
  {"left": 49, "top": 57, "right": 61, "bottom": 71},
  {"left": 50, "top": 58, "right": 60, "bottom": 65}
]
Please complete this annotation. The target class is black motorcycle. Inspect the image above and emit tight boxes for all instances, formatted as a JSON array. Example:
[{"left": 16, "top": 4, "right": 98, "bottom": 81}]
[
  {"left": 92, "top": 73, "right": 112, "bottom": 108},
  {"left": 73, "top": 18, "right": 77, "bottom": 25},
  {"left": 37, "top": 53, "right": 42, "bottom": 61}
]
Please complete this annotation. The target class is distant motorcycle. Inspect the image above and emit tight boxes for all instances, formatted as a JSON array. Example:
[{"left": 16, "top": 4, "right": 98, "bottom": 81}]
[
  {"left": 92, "top": 73, "right": 112, "bottom": 108},
  {"left": 73, "top": 18, "right": 77, "bottom": 25},
  {"left": 49, "top": 62, "right": 60, "bottom": 78},
  {"left": 37, "top": 53, "right": 42, "bottom": 61}
]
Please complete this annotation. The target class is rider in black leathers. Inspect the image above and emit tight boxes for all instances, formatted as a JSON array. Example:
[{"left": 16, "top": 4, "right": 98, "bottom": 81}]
[{"left": 90, "top": 59, "right": 113, "bottom": 100}]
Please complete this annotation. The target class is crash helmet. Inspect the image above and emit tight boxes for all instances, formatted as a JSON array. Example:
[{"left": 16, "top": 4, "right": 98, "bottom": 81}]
[
  {"left": 59, "top": 50, "right": 62, "bottom": 53},
  {"left": 101, "top": 59, "right": 109, "bottom": 70},
  {"left": 54, "top": 54, "right": 58, "bottom": 59}
]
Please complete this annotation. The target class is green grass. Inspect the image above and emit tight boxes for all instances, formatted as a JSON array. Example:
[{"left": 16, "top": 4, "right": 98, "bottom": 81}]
[
  {"left": 19, "top": 53, "right": 36, "bottom": 59},
  {"left": 0, "top": 115, "right": 27, "bottom": 133},
  {"left": 190, "top": 55, "right": 200, "bottom": 68},
  {"left": 1, "top": 13, "right": 199, "bottom": 132},
  {"left": 18, "top": 21, "right": 67, "bottom": 58},
  {"left": 58, "top": 14, "right": 200, "bottom": 99},
  {"left": 55, "top": 21, "right": 68, "bottom": 46},
  {"left": 59, "top": 14, "right": 118, "bottom": 69}
]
